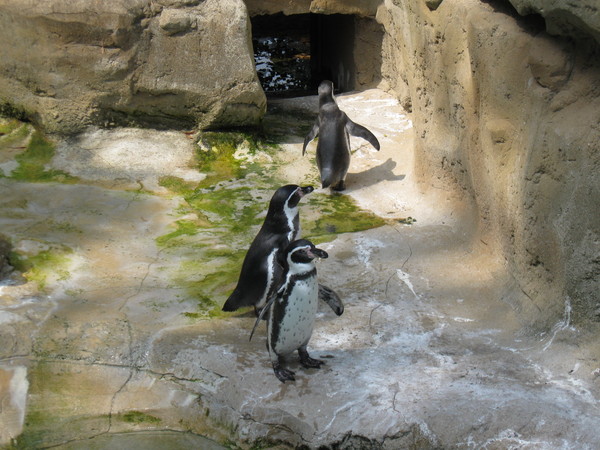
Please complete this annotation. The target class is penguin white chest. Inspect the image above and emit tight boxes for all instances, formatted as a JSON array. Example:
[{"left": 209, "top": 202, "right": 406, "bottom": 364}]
[{"left": 272, "top": 278, "right": 319, "bottom": 356}]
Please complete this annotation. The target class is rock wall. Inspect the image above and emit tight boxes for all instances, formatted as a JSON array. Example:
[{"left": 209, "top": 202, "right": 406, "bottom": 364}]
[
  {"left": 509, "top": 0, "right": 600, "bottom": 44},
  {"left": 244, "top": 0, "right": 380, "bottom": 17},
  {"left": 377, "top": 0, "right": 600, "bottom": 330},
  {"left": 0, "top": 0, "right": 266, "bottom": 133}
]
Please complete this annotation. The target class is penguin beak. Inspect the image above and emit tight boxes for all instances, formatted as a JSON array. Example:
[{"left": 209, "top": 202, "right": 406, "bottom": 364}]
[
  {"left": 309, "top": 247, "right": 328, "bottom": 259},
  {"left": 299, "top": 185, "right": 314, "bottom": 197}
]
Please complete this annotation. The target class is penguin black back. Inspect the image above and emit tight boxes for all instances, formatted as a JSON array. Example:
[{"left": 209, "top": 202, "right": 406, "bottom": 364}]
[
  {"left": 303, "top": 80, "right": 381, "bottom": 191},
  {"left": 222, "top": 185, "right": 314, "bottom": 312}
]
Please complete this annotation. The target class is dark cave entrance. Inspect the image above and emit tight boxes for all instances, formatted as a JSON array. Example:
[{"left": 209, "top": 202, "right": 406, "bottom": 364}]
[{"left": 250, "top": 13, "right": 382, "bottom": 97}]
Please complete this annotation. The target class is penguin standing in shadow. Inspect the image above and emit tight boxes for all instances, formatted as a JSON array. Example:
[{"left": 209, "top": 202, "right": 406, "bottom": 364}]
[
  {"left": 250, "top": 239, "right": 328, "bottom": 383},
  {"left": 303, "top": 80, "right": 381, "bottom": 191},
  {"left": 222, "top": 185, "right": 343, "bottom": 316}
]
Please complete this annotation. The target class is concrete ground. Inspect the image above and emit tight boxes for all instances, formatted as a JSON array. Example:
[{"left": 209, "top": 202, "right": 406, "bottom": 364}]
[{"left": 0, "top": 90, "right": 598, "bottom": 448}]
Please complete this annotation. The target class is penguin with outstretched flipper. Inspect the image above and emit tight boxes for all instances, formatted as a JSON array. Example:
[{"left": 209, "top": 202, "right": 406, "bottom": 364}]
[{"left": 303, "top": 80, "right": 380, "bottom": 191}]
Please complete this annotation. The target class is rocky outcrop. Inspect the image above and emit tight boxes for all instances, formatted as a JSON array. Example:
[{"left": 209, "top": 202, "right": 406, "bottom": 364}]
[
  {"left": 508, "top": 0, "right": 600, "bottom": 44},
  {"left": 378, "top": 0, "right": 600, "bottom": 330},
  {"left": 0, "top": 0, "right": 266, "bottom": 133}
]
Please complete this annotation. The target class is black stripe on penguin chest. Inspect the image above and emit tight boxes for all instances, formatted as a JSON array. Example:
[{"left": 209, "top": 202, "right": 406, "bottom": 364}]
[{"left": 270, "top": 270, "right": 318, "bottom": 354}]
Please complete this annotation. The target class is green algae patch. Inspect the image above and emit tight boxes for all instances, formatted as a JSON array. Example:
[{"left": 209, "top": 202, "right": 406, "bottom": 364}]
[
  {"left": 156, "top": 187, "right": 271, "bottom": 319},
  {"left": 0, "top": 117, "right": 78, "bottom": 182},
  {"left": 9, "top": 245, "right": 73, "bottom": 291},
  {"left": 197, "top": 133, "right": 243, "bottom": 187},
  {"left": 118, "top": 411, "right": 162, "bottom": 425},
  {"left": 7, "top": 129, "right": 78, "bottom": 183},
  {"left": 158, "top": 175, "right": 197, "bottom": 197},
  {"left": 156, "top": 134, "right": 279, "bottom": 318},
  {"left": 157, "top": 188, "right": 386, "bottom": 319},
  {"left": 156, "top": 219, "right": 205, "bottom": 247},
  {"left": 156, "top": 125, "right": 386, "bottom": 320},
  {"left": 303, "top": 192, "right": 387, "bottom": 244},
  {"left": 0, "top": 117, "right": 27, "bottom": 136},
  {"left": 195, "top": 131, "right": 277, "bottom": 188},
  {"left": 186, "top": 187, "right": 265, "bottom": 234}
]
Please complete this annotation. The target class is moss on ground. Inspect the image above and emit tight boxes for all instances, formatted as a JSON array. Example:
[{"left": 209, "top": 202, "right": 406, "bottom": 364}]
[
  {"left": 156, "top": 127, "right": 387, "bottom": 319},
  {"left": 0, "top": 117, "right": 27, "bottom": 136},
  {"left": 194, "top": 131, "right": 277, "bottom": 189},
  {"left": 303, "top": 193, "right": 387, "bottom": 244},
  {"left": 0, "top": 118, "right": 78, "bottom": 183},
  {"left": 117, "top": 411, "right": 162, "bottom": 425},
  {"left": 1, "top": 115, "right": 386, "bottom": 320},
  {"left": 11, "top": 131, "right": 78, "bottom": 183},
  {"left": 8, "top": 246, "right": 73, "bottom": 291}
]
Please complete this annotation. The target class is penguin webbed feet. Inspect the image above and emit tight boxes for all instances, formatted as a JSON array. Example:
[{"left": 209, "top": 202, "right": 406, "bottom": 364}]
[
  {"left": 273, "top": 362, "right": 296, "bottom": 383},
  {"left": 298, "top": 347, "right": 324, "bottom": 369},
  {"left": 321, "top": 179, "right": 346, "bottom": 192},
  {"left": 331, "top": 180, "right": 346, "bottom": 192}
]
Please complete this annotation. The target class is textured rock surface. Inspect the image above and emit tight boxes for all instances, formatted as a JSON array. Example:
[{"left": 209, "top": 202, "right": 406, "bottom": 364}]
[
  {"left": 0, "top": 0, "right": 266, "bottom": 133},
  {"left": 1, "top": 90, "right": 598, "bottom": 448},
  {"left": 244, "top": 0, "right": 380, "bottom": 17},
  {"left": 508, "top": 0, "right": 600, "bottom": 43},
  {"left": 378, "top": 0, "right": 600, "bottom": 331},
  {"left": 1, "top": 0, "right": 599, "bottom": 446}
]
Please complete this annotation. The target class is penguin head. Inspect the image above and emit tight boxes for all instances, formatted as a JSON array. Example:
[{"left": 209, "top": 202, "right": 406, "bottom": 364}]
[
  {"left": 268, "top": 185, "right": 314, "bottom": 214},
  {"left": 286, "top": 239, "right": 328, "bottom": 266},
  {"left": 318, "top": 80, "right": 334, "bottom": 98}
]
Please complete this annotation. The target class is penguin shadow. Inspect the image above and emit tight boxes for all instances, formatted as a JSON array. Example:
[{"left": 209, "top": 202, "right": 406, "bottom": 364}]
[{"left": 345, "top": 158, "right": 405, "bottom": 190}]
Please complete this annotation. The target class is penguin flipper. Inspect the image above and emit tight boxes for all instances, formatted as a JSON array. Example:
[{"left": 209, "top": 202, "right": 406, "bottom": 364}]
[
  {"left": 318, "top": 283, "right": 344, "bottom": 316},
  {"left": 302, "top": 120, "right": 320, "bottom": 156},
  {"left": 346, "top": 119, "right": 380, "bottom": 150},
  {"left": 249, "top": 295, "right": 275, "bottom": 341}
]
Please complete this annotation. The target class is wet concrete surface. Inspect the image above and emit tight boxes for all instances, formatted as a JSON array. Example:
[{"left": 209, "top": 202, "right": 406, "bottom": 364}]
[{"left": 1, "top": 90, "right": 598, "bottom": 448}]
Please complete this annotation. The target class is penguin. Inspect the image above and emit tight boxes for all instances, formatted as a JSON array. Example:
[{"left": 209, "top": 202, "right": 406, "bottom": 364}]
[
  {"left": 303, "top": 80, "right": 381, "bottom": 191},
  {"left": 222, "top": 184, "right": 313, "bottom": 313},
  {"left": 222, "top": 184, "right": 344, "bottom": 317},
  {"left": 251, "top": 239, "right": 327, "bottom": 383}
]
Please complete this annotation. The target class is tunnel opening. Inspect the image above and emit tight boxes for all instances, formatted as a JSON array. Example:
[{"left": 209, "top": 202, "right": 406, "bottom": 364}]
[{"left": 250, "top": 13, "right": 382, "bottom": 97}]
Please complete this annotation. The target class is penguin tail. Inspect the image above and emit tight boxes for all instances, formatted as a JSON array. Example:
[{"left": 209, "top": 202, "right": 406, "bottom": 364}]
[
  {"left": 221, "top": 290, "right": 242, "bottom": 312},
  {"left": 320, "top": 170, "right": 333, "bottom": 189}
]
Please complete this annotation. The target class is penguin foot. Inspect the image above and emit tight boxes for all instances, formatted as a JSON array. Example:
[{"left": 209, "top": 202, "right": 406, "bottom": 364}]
[
  {"left": 331, "top": 180, "right": 346, "bottom": 191},
  {"left": 298, "top": 348, "right": 324, "bottom": 369},
  {"left": 273, "top": 362, "right": 295, "bottom": 383},
  {"left": 300, "top": 356, "right": 324, "bottom": 369}
]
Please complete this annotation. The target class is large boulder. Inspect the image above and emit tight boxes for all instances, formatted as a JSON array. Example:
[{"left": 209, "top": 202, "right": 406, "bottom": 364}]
[{"left": 0, "top": 0, "right": 266, "bottom": 133}]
